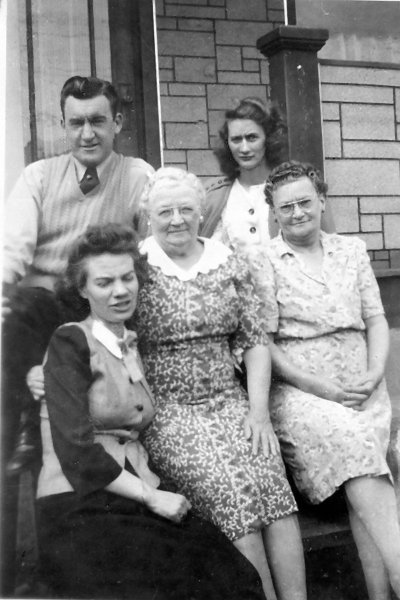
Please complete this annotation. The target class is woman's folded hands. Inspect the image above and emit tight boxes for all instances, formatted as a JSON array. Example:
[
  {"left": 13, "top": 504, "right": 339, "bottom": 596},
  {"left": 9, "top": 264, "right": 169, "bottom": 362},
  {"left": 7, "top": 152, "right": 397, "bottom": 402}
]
[{"left": 307, "top": 371, "right": 382, "bottom": 410}]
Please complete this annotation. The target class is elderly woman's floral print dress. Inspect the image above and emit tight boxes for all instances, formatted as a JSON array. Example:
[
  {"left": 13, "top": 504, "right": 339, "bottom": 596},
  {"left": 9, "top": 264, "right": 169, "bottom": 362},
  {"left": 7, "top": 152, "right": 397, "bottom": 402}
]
[
  {"left": 258, "top": 232, "right": 392, "bottom": 503},
  {"left": 137, "top": 236, "right": 297, "bottom": 541}
]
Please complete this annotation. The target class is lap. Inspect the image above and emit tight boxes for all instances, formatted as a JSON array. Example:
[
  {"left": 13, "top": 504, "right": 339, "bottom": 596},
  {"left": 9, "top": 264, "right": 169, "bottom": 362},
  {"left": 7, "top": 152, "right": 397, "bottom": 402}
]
[
  {"left": 37, "top": 490, "right": 264, "bottom": 600},
  {"left": 271, "top": 380, "right": 391, "bottom": 451},
  {"left": 143, "top": 399, "right": 297, "bottom": 539},
  {"left": 271, "top": 382, "right": 392, "bottom": 503},
  {"left": 2, "top": 286, "right": 63, "bottom": 370}
]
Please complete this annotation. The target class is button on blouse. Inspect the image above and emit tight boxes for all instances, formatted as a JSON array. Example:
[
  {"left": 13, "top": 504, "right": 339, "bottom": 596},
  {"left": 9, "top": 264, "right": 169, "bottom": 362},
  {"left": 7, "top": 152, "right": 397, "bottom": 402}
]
[{"left": 221, "top": 179, "right": 270, "bottom": 250}]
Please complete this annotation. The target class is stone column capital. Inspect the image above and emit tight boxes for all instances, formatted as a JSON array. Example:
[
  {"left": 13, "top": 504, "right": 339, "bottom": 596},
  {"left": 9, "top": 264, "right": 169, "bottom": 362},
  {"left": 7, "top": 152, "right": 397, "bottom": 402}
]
[
  {"left": 257, "top": 26, "right": 329, "bottom": 58},
  {"left": 256, "top": 26, "right": 329, "bottom": 174}
]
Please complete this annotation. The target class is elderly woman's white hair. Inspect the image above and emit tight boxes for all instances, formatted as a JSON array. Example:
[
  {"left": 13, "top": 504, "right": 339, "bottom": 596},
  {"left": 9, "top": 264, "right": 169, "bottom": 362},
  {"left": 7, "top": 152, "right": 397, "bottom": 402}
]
[{"left": 141, "top": 167, "right": 206, "bottom": 213}]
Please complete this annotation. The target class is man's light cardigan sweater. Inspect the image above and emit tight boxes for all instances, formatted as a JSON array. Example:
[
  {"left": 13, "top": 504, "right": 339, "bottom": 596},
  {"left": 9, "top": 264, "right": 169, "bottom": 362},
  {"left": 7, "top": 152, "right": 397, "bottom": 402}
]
[{"left": 4, "top": 151, "right": 152, "bottom": 289}]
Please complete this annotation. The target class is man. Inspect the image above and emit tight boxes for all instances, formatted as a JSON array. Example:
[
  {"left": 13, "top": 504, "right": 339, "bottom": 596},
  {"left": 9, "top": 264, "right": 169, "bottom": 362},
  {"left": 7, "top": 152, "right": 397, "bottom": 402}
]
[{"left": 2, "top": 75, "right": 153, "bottom": 475}]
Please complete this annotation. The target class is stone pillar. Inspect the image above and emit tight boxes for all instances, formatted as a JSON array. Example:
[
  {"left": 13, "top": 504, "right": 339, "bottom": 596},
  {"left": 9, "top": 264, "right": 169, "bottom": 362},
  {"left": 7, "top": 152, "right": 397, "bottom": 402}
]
[{"left": 257, "top": 26, "right": 329, "bottom": 174}]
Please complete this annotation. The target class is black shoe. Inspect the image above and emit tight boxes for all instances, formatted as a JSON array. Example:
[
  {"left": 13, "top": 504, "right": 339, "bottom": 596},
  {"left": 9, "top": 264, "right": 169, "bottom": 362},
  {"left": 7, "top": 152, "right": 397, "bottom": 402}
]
[{"left": 6, "top": 428, "right": 40, "bottom": 476}]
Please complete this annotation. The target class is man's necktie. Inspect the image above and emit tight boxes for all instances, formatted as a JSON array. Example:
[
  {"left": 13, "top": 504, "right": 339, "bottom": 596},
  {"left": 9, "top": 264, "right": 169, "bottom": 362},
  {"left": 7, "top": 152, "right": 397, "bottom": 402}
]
[{"left": 80, "top": 167, "right": 99, "bottom": 195}]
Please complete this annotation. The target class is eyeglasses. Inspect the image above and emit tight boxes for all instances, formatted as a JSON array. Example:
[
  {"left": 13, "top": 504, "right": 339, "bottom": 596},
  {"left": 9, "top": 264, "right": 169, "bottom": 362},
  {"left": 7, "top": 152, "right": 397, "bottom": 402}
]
[
  {"left": 277, "top": 199, "right": 313, "bottom": 216},
  {"left": 153, "top": 206, "right": 196, "bottom": 221}
]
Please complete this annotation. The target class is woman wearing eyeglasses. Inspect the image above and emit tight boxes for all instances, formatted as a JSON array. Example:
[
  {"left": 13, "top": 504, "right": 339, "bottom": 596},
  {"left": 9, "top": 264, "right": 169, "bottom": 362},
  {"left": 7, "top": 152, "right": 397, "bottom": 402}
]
[
  {"left": 136, "top": 167, "right": 307, "bottom": 600},
  {"left": 262, "top": 161, "right": 400, "bottom": 600}
]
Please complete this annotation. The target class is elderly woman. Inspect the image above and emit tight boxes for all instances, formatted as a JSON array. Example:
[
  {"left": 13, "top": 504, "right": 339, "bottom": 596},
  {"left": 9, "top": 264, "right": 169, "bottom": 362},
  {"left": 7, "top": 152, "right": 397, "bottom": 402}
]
[
  {"left": 136, "top": 167, "right": 306, "bottom": 600},
  {"left": 262, "top": 161, "right": 400, "bottom": 600},
  {"left": 201, "top": 97, "right": 335, "bottom": 249},
  {"left": 35, "top": 223, "right": 266, "bottom": 600}
]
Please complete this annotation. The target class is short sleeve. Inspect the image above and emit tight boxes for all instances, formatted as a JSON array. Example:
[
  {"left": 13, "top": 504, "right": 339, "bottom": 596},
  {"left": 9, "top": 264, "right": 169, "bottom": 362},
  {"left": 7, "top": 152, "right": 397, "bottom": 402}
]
[
  {"left": 244, "top": 248, "right": 280, "bottom": 333},
  {"left": 355, "top": 239, "right": 384, "bottom": 319},
  {"left": 229, "top": 252, "right": 270, "bottom": 353},
  {"left": 44, "top": 324, "right": 122, "bottom": 495}
]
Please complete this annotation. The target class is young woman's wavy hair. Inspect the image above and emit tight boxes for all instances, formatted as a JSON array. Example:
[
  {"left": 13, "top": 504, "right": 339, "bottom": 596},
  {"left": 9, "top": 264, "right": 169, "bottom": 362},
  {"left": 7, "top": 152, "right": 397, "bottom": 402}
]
[
  {"left": 214, "top": 97, "right": 288, "bottom": 180},
  {"left": 56, "top": 223, "right": 147, "bottom": 321}
]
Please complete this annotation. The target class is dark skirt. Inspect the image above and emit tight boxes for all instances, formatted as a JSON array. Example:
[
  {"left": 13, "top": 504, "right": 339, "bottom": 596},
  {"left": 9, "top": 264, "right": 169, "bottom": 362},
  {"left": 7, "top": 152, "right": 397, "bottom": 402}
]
[{"left": 37, "top": 489, "right": 264, "bottom": 600}]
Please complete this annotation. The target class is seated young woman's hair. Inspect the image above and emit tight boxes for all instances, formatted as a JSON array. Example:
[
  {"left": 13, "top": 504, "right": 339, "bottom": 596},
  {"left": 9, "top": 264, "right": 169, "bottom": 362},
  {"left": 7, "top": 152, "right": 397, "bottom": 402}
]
[
  {"left": 56, "top": 223, "right": 146, "bottom": 321},
  {"left": 214, "top": 97, "right": 288, "bottom": 180}
]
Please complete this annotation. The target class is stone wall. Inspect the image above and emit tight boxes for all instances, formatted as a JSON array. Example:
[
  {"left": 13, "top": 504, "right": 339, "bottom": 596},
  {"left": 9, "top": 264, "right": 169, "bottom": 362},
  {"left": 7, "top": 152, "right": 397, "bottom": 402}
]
[
  {"left": 320, "top": 61, "right": 400, "bottom": 268},
  {"left": 155, "top": 0, "right": 283, "bottom": 180},
  {"left": 155, "top": 5, "right": 400, "bottom": 267}
]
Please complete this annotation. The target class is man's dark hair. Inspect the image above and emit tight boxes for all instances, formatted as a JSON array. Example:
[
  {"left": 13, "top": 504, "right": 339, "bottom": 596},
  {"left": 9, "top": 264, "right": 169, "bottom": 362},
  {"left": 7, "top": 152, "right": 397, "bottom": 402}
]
[{"left": 60, "top": 76, "right": 121, "bottom": 118}]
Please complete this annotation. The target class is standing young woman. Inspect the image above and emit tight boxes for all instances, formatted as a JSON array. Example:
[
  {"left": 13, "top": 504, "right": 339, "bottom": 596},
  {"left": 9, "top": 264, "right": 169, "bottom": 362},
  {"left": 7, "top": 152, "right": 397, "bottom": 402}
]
[{"left": 201, "top": 98, "right": 335, "bottom": 286}]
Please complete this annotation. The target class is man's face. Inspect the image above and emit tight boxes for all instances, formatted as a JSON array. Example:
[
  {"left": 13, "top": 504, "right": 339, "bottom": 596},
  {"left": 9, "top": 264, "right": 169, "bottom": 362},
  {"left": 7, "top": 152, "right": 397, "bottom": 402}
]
[{"left": 62, "top": 95, "right": 122, "bottom": 167}]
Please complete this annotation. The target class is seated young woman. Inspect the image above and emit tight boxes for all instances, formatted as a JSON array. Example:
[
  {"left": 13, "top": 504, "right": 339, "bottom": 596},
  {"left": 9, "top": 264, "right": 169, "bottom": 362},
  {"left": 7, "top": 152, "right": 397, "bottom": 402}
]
[{"left": 35, "top": 223, "right": 265, "bottom": 600}]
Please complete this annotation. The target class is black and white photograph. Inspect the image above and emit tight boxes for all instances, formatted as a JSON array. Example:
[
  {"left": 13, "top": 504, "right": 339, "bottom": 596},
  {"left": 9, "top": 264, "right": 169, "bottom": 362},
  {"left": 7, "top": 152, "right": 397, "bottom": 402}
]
[{"left": 1, "top": 1, "right": 400, "bottom": 599}]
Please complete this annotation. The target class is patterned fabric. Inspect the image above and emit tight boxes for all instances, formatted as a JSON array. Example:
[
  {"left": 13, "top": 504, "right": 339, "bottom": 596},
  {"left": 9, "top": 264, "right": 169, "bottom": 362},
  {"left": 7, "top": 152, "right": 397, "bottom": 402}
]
[
  {"left": 136, "top": 239, "right": 297, "bottom": 541},
  {"left": 260, "top": 232, "right": 392, "bottom": 503}
]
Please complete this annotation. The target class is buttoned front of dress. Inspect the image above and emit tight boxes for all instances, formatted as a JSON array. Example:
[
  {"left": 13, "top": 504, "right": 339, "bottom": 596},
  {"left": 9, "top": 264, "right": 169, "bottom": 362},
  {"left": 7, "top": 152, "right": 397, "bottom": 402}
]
[
  {"left": 221, "top": 180, "right": 270, "bottom": 250},
  {"left": 37, "top": 317, "right": 158, "bottom": 499}
]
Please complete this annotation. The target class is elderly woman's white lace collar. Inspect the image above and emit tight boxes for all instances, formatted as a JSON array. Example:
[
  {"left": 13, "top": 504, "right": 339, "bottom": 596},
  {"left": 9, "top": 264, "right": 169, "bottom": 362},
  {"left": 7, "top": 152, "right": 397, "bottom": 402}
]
[{"left": 140, "top": 236, "right": 232, "bottom": 281}]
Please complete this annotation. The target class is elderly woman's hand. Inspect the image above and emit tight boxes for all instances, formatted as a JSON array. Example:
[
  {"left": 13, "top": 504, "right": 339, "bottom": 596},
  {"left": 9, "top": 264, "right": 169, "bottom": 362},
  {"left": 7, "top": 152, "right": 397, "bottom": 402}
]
[
  {"left": 27, "top": 365, "right": 45, "bottom": 401},
  {"left": 310, "top": 376, "right": 369, "bottom": 410},
  {"left": 142, "top": 483, "right": 192, "bottom": 523},
  {"left": 343, "top": 371, "right": 382, "bottom": 407},
  {"left": 244, "top": 411, "right": 280, "bottom": 457}
]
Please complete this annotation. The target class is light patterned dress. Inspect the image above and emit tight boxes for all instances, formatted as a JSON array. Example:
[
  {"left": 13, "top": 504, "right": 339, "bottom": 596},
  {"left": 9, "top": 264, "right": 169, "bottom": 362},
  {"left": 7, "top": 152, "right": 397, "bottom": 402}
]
[
  {"left": 258, "top": 232, "right": 392, "bottom": 503},
  {"left": 136, "top": 236, "right": 297, "bottom": 541}
]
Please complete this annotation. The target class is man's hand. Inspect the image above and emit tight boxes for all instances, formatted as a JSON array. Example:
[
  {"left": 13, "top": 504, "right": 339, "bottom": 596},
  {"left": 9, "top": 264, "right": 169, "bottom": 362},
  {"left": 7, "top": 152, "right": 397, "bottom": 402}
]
[
  {"left": 244, "top": 411, "right": 280, "bottom": 457},
  {"left": 26, "top": 365, "right": 45, "bottom": 401},
  {"left": 2, "top": 296, "right": 12, "bottom": 321},
  {"left": 2, "top": 283, "right": 17, "bottom": 321}
]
